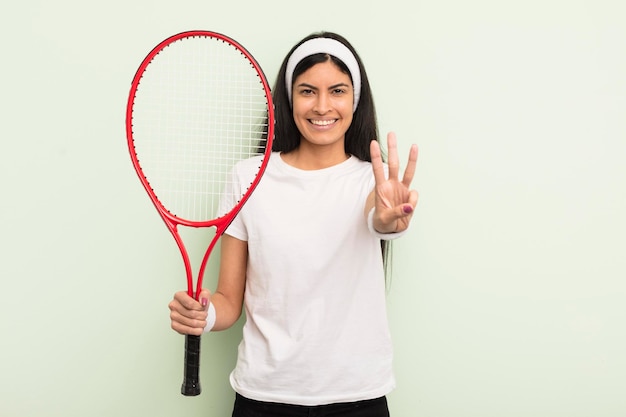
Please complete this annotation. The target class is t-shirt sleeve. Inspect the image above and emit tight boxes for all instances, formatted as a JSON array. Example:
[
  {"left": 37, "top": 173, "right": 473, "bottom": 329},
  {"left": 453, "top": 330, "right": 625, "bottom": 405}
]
[{"left": 218, "top": 162, "right": 249, "bottom": 241}]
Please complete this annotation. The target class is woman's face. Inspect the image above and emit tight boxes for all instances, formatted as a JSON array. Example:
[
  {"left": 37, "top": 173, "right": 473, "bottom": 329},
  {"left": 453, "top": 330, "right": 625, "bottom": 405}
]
[{"left": 291, "top": 60, "right": 354, "bottom": 152}]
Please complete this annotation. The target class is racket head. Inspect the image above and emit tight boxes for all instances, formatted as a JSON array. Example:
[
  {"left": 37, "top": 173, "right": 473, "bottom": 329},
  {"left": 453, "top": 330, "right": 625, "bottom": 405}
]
[{"left": 126, "top": 30, "right": 274, "bottom": 229}]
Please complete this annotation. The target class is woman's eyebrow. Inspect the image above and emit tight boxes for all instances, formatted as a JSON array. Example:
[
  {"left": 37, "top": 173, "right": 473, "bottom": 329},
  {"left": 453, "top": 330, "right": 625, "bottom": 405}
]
[
  {"left": 329, "top": 82, "right": 350, "bottom": 89},
  {"left": 295, "top": 82, "right": 351, "bottom": 90},
  {"left": 295, "top": 82, "right": 318, "bottom": 90}
]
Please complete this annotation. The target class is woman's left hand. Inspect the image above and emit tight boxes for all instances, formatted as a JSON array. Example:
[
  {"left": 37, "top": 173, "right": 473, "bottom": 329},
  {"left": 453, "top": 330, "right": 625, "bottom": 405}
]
[{"left": 368, "top": 132, "right": 419, "bottom": 233}]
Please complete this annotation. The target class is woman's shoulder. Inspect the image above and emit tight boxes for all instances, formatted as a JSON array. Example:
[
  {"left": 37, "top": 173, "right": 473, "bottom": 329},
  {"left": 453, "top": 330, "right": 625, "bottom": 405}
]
[{"left": 233, "top": 153, "right": 270, "bottom": 172}]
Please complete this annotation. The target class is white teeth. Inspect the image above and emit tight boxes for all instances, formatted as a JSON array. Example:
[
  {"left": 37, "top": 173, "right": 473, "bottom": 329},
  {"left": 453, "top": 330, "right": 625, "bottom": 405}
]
[{"left": 310, "top": 119, "right": 336, "bottom": 126}]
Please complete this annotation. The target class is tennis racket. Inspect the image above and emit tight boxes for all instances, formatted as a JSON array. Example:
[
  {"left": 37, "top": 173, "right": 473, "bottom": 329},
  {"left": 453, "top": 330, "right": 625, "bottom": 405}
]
[{"left": 125, "top": 31, "right": 274, "bottom": 396}]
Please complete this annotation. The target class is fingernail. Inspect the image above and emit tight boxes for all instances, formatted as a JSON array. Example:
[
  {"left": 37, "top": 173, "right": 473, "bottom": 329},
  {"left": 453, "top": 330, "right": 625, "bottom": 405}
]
[
  {"left": 403, "top": 205, "right": 413, "bottom": 214},
  {"left": 201, "top": 297, "right": 208, "bottom": 307}
]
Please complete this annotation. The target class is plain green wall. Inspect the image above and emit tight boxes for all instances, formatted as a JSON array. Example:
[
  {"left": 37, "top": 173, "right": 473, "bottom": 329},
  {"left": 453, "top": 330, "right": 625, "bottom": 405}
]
[{"left": 1, "top": 0, "right": 625, "bottom": 416}]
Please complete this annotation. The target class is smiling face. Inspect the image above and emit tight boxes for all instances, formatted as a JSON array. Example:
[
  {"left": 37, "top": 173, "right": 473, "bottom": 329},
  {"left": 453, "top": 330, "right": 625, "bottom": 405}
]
[{"left": 291, "top": 60, "right": 354, "bottom": 155}]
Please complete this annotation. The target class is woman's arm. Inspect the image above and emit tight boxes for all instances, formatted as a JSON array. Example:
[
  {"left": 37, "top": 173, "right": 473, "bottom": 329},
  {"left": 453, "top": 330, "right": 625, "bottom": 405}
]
[
  {"left": 209, "top": 233, "right": 248, "bottom": 331},
  {"left": 169, "top": 233, "right": 248, "bottom": 334}
]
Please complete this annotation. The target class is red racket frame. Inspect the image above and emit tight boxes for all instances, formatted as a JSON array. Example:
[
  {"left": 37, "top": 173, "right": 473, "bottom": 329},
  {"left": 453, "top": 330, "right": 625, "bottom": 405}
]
[{"left": 126, "top": 30, "right": 274, "bottom": 299}]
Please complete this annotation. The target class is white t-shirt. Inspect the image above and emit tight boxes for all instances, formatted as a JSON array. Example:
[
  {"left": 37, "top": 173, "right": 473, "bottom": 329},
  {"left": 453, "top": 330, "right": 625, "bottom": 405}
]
[{"left": 221, "top": 152, "right": 395, "bottom": 406}]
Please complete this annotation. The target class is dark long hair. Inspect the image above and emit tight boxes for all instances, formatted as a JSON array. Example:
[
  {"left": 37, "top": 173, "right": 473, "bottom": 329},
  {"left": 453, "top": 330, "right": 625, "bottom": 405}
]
[{"left": 272, "top": 31, "right": 392, "bottom": 274}]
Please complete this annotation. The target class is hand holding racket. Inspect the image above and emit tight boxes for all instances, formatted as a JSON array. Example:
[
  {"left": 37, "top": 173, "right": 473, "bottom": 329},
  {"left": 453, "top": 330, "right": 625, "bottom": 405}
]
[{"left": 125, "top": 31, "right": 274, "bottom": 396}]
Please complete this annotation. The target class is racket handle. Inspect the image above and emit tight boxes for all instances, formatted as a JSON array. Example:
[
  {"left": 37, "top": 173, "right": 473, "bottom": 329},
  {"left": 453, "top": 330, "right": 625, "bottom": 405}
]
[{"left": 181, "top": 334, "right": 201, "bottom": 396}]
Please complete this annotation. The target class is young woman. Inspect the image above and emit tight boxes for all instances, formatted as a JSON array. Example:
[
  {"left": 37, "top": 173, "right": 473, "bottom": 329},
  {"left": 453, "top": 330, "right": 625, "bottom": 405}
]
[{"left": 169, "top": 31, "right": 419, "bottom": 417}]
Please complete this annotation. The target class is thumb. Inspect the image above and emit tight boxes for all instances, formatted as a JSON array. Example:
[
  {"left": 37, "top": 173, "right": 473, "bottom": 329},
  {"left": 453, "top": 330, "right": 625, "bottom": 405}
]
[
  {"left": 389, "top": 204, "right": 413, "bottom": 222},
  {"left": 397, "top": 191, "right": 419, "bottom": 219},
  {"left": 198, "top": 288, "right": 212, "bottom": 310},
  {"left": 400, "top": 204, "right": 414, "bottom": 216}
]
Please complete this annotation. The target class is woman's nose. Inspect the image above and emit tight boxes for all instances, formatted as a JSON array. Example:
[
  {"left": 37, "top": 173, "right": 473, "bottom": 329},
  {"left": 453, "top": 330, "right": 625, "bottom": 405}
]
[{"left": 313, "top": 92, "right": 331, "bottom": 113}]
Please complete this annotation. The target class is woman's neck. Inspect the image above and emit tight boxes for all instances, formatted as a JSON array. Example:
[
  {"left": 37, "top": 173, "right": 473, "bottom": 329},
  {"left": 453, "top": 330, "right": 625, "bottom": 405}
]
[{"left": 280, "top": 145, "right": 350, "bottom": 170}]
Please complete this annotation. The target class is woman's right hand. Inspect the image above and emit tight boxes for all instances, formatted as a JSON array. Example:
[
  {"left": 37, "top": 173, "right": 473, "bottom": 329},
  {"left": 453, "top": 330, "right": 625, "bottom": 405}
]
[{"left": 168, "top": 289, "right": 211, "bottom": 336}]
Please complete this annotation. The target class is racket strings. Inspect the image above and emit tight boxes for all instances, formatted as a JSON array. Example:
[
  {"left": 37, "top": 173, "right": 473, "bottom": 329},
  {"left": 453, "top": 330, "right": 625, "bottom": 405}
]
[{"left": 131, "top": 35, "right": 270, "bottom": 222}]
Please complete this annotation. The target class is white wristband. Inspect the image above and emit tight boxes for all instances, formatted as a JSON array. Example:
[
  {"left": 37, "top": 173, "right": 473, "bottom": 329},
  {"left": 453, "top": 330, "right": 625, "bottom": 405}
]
[
  {"left": 367, "top": 208, "right": 408, "bottom": 240},
  {"left": 203, "top": 301, "right": 216, "bottom": 333}
]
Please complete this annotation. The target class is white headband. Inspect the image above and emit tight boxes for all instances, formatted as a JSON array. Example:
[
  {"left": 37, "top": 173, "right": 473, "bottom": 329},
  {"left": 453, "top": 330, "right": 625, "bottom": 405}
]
[{"left": 285, "top": 38, "right": 361, "bottom": 112}]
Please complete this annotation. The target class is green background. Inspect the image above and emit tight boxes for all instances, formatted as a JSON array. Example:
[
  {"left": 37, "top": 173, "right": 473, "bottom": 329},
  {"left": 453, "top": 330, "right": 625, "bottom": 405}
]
[{"left": 1, "top": 0, "right": 625, "bottom": 416}]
